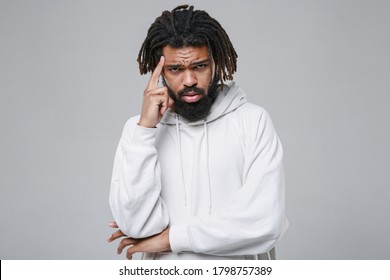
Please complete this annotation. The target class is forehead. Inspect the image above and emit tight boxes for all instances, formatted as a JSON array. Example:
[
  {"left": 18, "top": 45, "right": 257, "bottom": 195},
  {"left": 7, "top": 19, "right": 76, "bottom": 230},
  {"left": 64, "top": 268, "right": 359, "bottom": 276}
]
[{"left": 162, "top": 45, "right": 210, "bottom": 64}]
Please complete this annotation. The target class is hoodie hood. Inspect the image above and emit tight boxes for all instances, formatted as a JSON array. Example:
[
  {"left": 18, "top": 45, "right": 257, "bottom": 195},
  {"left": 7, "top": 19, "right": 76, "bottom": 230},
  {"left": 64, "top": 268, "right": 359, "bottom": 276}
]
[{"left": 160, "top": 81, "right": 247, "bottom": 125}]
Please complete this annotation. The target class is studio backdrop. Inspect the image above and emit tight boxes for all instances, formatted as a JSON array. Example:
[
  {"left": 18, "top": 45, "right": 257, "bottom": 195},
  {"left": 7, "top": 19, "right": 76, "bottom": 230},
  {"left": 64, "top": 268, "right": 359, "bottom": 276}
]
[{"left": 1, "top": 0, "right": 389, "bottom": 259}]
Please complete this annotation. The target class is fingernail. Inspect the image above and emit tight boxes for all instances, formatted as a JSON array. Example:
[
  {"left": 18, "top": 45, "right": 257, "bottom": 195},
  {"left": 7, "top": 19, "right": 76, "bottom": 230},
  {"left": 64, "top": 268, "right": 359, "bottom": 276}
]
[{"left": 106, "top": 235, "right": 112, "bottom": 242}]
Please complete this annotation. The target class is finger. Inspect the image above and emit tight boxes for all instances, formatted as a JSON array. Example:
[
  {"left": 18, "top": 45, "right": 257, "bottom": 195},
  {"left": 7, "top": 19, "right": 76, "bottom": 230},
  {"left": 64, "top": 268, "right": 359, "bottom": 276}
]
[
  {"left": 168, "top": 96, "right": 175, "bottom": 109},
  {"left": 159, "top": 94, "right": 170, "bottom": 116},
  {"left": 126, "top": 243, "right": 143, "bottom": 260},
  {"left": 117, "top": 238, "right": 138, "bottom": 255},
  {"left": 108, "top": 221, "right": 118, "bottom": 228},
  {"left": 160, "top": 96, "right": 175, "bottom": 115},
  {"left": 145, "top": 86, "right": 167, "bottom": 97},
  {"left": 107, "top": 229, "right": 125, "bottom": 242},
  {"left": 144, "top": 86, "right": 168, "bottom": 112},
  {"left": 146, "top": 56, "right": 165, "bottom": 90},
  {"left": 126, "top": 247, "right": 135, "bottom": 260}
]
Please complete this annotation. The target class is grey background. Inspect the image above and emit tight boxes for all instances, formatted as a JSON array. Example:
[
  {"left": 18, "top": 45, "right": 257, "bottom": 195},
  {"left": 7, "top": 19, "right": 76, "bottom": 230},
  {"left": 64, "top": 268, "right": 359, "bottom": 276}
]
[{"left": 1, "top": 0, "right": 389, "bottom": 259}]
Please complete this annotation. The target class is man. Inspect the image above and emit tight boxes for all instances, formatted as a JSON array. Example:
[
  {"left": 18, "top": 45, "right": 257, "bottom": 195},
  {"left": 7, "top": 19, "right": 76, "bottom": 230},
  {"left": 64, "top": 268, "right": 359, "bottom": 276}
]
[{"left": 108, "top": 5, "right": 287, "bottom": 260}]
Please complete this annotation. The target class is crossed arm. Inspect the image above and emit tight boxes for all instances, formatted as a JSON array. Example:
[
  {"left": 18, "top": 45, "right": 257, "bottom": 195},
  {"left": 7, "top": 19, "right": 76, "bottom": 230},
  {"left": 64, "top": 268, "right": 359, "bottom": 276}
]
[{"left": 107, "top": 57, "right": 172, "bottom": 259}]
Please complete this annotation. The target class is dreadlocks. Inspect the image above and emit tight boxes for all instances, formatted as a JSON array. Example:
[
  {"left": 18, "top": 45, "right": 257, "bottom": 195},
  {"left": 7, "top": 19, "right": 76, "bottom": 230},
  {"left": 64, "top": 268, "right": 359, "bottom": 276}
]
[{"left": 137, "top": 5, "right": 238, "bottom": 83}]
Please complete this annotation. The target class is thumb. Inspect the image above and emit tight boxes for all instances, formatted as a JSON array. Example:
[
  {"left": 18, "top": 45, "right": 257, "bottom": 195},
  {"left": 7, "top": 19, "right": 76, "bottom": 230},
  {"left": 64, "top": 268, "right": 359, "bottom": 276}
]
[
  {"left": 168, "top": 96, "right": 175, "bottom": 110},
  {"left": 160, "top": 96, "right": 174, "bottom": 116}
]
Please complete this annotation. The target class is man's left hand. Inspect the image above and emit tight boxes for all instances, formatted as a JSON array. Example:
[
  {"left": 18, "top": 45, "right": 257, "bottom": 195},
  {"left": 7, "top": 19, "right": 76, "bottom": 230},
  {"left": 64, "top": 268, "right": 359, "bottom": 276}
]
[{"left": 107, "top": 221, "right": 171, "bottom": 259}]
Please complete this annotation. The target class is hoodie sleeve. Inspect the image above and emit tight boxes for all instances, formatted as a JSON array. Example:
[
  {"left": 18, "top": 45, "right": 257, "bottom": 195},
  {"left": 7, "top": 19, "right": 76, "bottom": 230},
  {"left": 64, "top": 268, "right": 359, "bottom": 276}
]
[
  {"left": 169, "top": 108, "right": 287, "bottom": 256},
  {"left": 109, "top": 117, "right": 169, "bottom": 238}
]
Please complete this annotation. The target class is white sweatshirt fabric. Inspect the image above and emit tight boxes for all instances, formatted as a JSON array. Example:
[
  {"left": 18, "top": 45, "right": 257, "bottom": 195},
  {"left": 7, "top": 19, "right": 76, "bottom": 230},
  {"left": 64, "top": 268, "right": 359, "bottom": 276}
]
[{"left": 109, "top": 82, "right": 288, "bottom": 260}]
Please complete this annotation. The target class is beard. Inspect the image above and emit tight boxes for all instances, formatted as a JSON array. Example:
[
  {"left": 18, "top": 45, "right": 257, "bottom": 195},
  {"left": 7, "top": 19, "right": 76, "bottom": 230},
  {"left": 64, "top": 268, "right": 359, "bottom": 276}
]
[{"left": 164, "top": 77, "right": 220, "bottom": 122}]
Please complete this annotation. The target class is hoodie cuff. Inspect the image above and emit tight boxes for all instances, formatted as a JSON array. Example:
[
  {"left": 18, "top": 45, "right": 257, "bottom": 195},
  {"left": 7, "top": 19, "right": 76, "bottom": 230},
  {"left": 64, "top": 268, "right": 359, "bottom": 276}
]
[
  {"left": 169, "top": 224, "right": 192, "bottom": 253},
  {"left": 127, "top": 125, "right": 157, "bottom": 151}
]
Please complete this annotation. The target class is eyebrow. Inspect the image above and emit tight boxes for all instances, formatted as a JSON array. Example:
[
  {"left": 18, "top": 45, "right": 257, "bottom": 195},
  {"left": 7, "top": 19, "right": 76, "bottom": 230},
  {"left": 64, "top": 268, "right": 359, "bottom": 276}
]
[{"left": 165, "top": 59, "right": 210, "bottom": 68}]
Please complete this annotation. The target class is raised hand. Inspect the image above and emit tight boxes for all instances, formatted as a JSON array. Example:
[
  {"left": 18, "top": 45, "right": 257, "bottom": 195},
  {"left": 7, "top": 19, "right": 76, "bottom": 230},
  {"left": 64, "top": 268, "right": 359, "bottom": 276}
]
[{"left": 138, "top": 56, "right": 174, "bottom": 128}]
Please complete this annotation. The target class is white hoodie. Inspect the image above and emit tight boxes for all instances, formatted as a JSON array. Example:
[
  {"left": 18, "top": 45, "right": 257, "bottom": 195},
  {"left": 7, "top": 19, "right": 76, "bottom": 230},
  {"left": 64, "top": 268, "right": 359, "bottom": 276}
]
[{"left": 109, "top": 82, "right": 287, "bottom": 260}]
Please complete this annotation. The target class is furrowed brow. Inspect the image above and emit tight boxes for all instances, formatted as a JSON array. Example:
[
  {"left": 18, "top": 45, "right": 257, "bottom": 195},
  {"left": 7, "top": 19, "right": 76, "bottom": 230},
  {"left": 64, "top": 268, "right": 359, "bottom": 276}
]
[
  {"left": 164, "top": 59, "right": 210, "bottom": 70},
  {"left": 190, "top": 59, "right": 210, "bottom": 66},
  {"left": 165, "top": 64, "right": 183, "bottom": 69}
]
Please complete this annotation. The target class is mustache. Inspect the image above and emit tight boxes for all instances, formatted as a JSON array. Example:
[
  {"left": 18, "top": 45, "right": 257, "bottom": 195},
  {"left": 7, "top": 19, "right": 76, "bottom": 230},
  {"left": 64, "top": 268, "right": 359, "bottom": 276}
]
[{"left": 178, "top": 87, "right": 205, "bottom": 97}]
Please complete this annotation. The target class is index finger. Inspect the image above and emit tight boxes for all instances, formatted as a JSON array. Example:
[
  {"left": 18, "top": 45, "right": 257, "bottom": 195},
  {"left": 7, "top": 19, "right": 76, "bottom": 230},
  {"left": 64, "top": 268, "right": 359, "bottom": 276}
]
[
  {"left": 146, "top": 56, "right": 165, "bottom": 90},
  {"left": 107, "top": 229, "right": 126, "bottom": 242}
]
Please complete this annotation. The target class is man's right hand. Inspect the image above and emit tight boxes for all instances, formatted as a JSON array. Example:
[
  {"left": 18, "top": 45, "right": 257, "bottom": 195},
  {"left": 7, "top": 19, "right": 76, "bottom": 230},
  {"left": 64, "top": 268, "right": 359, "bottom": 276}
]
[
  {"left": 107, "top": 221, "right": 171, "bottom": 260},
  {"left": 138, "top": 56, "right": 174, "bottom": 128}
]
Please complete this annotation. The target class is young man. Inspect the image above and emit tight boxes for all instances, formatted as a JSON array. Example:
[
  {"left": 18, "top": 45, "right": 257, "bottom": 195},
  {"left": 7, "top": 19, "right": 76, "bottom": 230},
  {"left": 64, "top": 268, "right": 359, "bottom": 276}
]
[{"left": 108, "top": 5, "right": 288, "bottom": 260}]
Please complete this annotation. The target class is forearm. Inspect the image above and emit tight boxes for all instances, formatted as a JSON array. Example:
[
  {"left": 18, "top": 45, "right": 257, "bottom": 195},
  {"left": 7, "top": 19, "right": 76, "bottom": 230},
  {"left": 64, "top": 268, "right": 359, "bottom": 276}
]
[
  {"left": 170, "top": 177, "right": 285, "bottom": 256},
  {"left": 109, "top": 119, "right": 170, "bottom": 238}
]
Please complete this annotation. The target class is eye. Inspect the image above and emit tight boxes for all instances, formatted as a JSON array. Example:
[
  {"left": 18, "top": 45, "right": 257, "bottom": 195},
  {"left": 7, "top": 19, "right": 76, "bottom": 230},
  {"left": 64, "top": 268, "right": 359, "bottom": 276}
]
[
  {"left": 167, "top": 66, "right": 182, "bottom": 73},
  {"left": 169, "top": 67, "right": 180, "bottom": 73},
  {"left": 195, "top": 64, "right": 207, "bottom": 69}
]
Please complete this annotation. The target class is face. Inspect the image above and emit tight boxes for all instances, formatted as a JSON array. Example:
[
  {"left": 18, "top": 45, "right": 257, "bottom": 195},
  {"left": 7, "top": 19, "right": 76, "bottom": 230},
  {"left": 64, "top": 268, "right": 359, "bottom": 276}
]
[{"left": 161, "top": 45, "right": 219, "bottom": 121}]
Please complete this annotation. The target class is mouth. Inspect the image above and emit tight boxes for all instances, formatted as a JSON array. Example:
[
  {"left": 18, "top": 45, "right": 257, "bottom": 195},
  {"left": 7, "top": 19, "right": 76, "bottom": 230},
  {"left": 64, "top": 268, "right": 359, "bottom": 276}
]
[{"left": 181, "top": 91, "right": 202, "bottom": 103}]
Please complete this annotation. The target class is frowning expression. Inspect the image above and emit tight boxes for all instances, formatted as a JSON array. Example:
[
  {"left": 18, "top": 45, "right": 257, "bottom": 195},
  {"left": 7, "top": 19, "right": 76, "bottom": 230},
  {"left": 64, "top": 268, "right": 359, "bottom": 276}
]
[{"left": 162, "top": 45, "right": 215, "bottom": 103}]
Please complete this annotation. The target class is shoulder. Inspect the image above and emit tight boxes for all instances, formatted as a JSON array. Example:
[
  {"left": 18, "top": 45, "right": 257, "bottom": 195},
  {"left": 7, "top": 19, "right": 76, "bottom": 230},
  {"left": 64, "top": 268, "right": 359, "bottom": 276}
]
[
  {"left": 230, "top": 102, "right": 279, "bottom": 145},
  {"left": 234, "top": 102, "right": 273, "bottom": 124}
]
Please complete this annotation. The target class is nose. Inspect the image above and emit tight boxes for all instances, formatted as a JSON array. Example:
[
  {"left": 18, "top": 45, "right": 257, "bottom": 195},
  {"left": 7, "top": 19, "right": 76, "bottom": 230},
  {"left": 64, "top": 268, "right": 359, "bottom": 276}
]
[{"left": 183, "top": 70, "right": 197, "bottom": 88}]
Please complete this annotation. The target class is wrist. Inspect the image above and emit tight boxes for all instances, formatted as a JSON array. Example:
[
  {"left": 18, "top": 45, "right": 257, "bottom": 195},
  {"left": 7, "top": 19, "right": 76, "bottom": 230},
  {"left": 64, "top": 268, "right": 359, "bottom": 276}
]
[
  {"left": 138, "top": 118, "right": 157, "bottom": 128},
  {"left": 163, "top": 228, "right": 172, "bottom": 252}
]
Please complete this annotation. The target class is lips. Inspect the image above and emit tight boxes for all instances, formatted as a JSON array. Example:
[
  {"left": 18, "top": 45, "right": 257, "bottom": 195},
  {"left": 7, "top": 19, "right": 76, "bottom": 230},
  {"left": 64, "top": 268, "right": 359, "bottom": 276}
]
[{"left": 181, "top": 91, "right": 203, "bottom": 103}]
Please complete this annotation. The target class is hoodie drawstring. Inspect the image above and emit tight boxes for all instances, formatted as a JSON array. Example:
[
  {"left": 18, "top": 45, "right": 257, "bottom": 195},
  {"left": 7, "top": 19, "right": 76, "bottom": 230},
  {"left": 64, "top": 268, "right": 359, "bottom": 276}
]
[
  {"left": 174, "top": 115, "right": 213, "bottom": 214},
  {"left": 204, "top": 121, "right": 212, "bottom": 214},
  {"left": 175, "top": 114, "right": 188, "bottom": 207}
]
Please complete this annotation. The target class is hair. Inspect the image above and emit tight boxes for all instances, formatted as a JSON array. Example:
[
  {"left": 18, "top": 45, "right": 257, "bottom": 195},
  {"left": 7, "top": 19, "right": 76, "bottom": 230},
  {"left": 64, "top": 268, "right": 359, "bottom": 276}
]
[{"left": 137, "top": 5, "right": 237, "bottom": 83}]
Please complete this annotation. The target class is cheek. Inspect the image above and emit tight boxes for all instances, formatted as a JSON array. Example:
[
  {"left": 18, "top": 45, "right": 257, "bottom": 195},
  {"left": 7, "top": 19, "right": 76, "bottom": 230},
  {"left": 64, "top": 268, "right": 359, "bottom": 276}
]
[
  {"left": 163, "top": 75, "right": 181, "bottom": 91},
  {"left": 199, "top": 71, "right": 213, "bottom": 88}
]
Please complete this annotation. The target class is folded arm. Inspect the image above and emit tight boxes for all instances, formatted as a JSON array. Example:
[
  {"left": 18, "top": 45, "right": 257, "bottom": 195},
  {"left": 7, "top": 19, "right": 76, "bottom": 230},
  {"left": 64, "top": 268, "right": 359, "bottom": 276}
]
[{"left": 109, "top": 119, "right": 170, "bottom": 238}]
